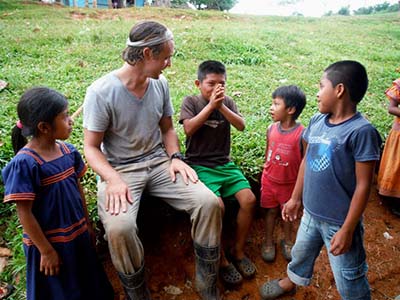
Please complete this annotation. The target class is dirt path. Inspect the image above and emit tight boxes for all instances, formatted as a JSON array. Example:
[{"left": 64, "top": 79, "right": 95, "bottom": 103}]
[{"left": 100, "top": 187, "right": 400, "bottom": 300}]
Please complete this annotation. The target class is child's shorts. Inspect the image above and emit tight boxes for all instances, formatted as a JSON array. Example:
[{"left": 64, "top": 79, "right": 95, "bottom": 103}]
[
  {"left": 287, "top": 210, "right": 370, "bottom": 299},
  {"left": 191, "top": 162, "right": 250, "bottom": 198},
  {"left": 260, "top": 175, "right": 295, "bottom": 209}
]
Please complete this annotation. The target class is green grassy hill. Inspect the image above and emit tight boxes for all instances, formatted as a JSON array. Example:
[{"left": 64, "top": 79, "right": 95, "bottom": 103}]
[{"left": 0, "top": 1, "right": 399, "bottom": 297}]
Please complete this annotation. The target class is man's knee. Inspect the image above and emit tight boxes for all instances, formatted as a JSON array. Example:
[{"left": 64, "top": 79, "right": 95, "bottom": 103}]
[
  {"left": 105, "top": 217, "right": 138, "bottom": 243},
  {"left": 197, "top": 189, "right": 220, "bottom": 213}
]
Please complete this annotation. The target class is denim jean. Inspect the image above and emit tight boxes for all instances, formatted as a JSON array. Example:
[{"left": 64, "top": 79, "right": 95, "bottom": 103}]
[{"left": 287, "top": 210, "right": 371, "bottom": 300}]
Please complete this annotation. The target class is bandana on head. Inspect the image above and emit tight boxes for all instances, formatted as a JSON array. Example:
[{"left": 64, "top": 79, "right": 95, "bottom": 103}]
[{"left": 126, "top": 29, "right": 173, "bottom": 47}]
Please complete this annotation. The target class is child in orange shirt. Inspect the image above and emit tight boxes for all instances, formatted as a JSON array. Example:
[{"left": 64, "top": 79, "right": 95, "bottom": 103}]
[{"left": 377, "top": 78, "right": 400, "bottom": 217}]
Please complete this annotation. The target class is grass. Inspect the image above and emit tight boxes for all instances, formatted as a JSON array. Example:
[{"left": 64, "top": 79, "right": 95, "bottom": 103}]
[{"left": 0, "top": 1, "right": 399, "bottom": 298}]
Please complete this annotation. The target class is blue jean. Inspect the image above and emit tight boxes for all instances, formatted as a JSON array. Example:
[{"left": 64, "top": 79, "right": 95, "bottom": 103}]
[{"left": 287, "top": 210, "right": 370, "bottom": 300}]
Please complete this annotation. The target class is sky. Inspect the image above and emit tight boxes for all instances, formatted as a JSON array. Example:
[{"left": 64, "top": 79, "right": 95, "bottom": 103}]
[{"left": 230, "top": 0, "right": 399, "bottom": 17}]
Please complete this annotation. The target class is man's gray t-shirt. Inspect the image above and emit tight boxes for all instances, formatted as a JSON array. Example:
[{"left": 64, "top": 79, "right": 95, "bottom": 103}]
[{"left": 83, "top": 72, "right": 173, "bottom": 166}]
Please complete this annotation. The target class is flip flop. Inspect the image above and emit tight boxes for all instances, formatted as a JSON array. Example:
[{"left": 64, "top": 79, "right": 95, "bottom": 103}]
[
  {"left": 219, "top": 263, "right": 243, "bottom": 285},
  {"left": 259, "top": 279, "right": 296, "bottom": 300},
  {"left": 232, "top": 255, "right": 256, "bottom": 278}
]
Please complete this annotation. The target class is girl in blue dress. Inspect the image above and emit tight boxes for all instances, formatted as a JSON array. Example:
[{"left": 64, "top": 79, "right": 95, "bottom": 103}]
[{"left": 2, "top": 87, "right": 114, "bottom": 300}]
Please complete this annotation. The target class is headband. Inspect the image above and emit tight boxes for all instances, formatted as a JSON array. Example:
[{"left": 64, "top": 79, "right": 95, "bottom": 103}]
[{"left": 126, "top": 29, "right": 173, "bottom": 48}]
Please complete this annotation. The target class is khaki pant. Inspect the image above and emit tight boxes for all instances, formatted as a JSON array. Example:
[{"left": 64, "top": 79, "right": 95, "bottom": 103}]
[{"left": 97, "top": 157, "right": 222, "bottom": 274}]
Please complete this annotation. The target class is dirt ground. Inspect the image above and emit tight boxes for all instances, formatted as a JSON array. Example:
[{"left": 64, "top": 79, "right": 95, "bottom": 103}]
[{"left": 99, "top": 182, "right": 400, "bottom": 300}]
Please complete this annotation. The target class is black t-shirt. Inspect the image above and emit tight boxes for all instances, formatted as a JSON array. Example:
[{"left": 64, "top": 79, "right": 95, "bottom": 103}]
[{"left": 179, "top": 95, "right": 239, "bottom": 168}]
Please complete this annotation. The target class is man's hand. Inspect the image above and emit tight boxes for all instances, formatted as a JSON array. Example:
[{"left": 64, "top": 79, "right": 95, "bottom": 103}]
[
  {"left": 169, "top": 158, "right": 198, "bottom": 184},
  {"left": 282, "top": 198, "right": 302, "bottom": 222},
  {"left": 105, "top": 176, "right": 133, "bottom": 215}
]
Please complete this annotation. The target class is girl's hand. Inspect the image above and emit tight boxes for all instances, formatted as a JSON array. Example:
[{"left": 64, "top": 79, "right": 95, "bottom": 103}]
[{"left": 40, "top": 248, "right": 62, "bottom": 276}]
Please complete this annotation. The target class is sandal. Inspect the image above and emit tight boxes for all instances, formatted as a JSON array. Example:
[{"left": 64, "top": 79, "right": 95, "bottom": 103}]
[
  {"left": 261, "top": 243, "right": 276, "bottom": 263},
  {"left": 219, "top": 263, "right": 243, "bottom": 285},
  {"left": 231, "top": 255, "right": 256, "bottom": 278},
  {"left": 280, "top": 239, "right": 293, "bottom": 262},
  {"left": 0, "top": 282, "right": 14, "bottom": 300},
  {"left": 259, "top": 279, "right": 296, "bottom": 300}
]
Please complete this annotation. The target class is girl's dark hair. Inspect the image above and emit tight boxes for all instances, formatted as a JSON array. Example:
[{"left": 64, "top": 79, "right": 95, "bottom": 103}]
[
  {"left": 11, "top": 87, "right": 68, "bottom": 154},
  {"left": 122, "top": 21, "right": 169, "bottom": 65}
]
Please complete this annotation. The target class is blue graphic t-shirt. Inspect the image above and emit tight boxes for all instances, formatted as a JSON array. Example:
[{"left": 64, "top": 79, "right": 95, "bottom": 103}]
[{"left": 303, "top": 112, "right": 381, "bottom": 225}]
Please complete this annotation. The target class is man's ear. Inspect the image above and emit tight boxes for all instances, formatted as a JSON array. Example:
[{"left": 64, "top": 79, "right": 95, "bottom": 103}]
[
  {"left": 195, "top": 79, "right": 200, "bottom": 88},
  {"left": 143, "top": 47, "right": 152, "bottom": 60},
  {"left": 336, "top": 83, "right": 345, "bottom": 99}
]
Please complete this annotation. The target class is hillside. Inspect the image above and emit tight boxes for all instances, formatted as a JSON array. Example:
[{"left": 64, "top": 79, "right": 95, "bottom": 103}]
[{"left": 0, "top": 1, "right": 399, "bottom": 299}]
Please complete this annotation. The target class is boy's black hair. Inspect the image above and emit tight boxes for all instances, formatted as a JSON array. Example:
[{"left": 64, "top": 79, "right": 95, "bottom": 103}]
[
  {"left": 324, "top": 60, "right": 368, "bottom": 104},
  {"left": 11, "top": 87, "right": 68, "bottom": 154},
  {"left": 197, "top": 60, "right": 226, "bottom": 82},
  {"left": 272, "top": 85, "right": 306, "bottom": 120}
]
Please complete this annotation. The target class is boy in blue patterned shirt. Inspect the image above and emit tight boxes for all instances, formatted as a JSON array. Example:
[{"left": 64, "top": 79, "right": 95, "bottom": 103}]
[{"left": 260, "top": 60, "right": 382, "bottom": 300}]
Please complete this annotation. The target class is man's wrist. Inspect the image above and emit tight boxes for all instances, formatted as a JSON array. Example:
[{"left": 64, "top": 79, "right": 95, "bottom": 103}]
[{"left": 170, "top": 151, "right": 184, "bottom": 161}]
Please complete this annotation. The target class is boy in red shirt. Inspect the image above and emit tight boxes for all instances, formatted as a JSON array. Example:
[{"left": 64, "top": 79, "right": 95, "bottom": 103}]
[{"left": 260, "top": 85, "right": 306, "bottom": 263}]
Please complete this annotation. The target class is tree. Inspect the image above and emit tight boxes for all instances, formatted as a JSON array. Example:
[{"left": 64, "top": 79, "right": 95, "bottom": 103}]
[
  {"left": 188, "top": 0, "right": 237, "bottom": 11},
  {"left": 338, "top": 5, "right": 350, "bottom": 16},
  {"left": 171, "top": 0, "right": 187, "bottom": 8},
  {"left": 374, "top": 1, "right": 390, "bottom": 12},
  {"left": 206, "top": 0, "right": 238, "bottom": 11},
  {"left": 153, "top": 0, "right": 171, "bottom": 7},
  {"left": 354, "top": 6, "right": 373, "bottom": 15}
]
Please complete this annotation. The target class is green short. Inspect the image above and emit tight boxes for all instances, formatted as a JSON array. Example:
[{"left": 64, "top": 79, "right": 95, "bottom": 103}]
[{"left": 192, "top": 161, "right": 250, "bottom": 198}]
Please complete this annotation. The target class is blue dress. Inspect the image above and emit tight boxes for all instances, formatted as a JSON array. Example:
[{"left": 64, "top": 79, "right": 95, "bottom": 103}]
[{"left": 2, "top": 142, "right": 114, "bottom": 300}]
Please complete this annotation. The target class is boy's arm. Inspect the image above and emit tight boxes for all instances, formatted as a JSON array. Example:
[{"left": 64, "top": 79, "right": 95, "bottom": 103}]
[
  {"left": 183, "top": 84, "right": 225, "bottom": 136},
  {"left": 218, "top": 104, "right": 245, "bottom": 131},
  {"left": 282, "top": 158, "right": 305, "bottom": 222},
  {"left": 282, "top": 142, "right": 308, "bottom": 222},
  {"left": 182, "top": 104, "right": 215, "bottom": 137},
  {"left": 264, "top": 125, "right": 271, "bottom": 160},
  {"left": 329, "top": 160, "right": 376, "bottom": 256}
]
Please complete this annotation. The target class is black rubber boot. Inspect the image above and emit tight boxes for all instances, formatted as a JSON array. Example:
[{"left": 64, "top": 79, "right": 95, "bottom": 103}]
[
  {"left": 118, "top": 263, "right": 151, "bottom": 300},
  {"left": 194, "top": 243, "right": 221, "bottom": 300}
]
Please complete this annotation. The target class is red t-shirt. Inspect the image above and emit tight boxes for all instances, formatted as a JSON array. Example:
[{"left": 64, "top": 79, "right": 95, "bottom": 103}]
[{"left": 262, "top": 122, "right": 304, "bottom": 184}]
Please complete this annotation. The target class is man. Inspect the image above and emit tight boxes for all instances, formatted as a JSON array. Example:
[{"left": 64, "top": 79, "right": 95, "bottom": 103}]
[{"left": 83, "top": 21, "right": 222, "bottom": 300}]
